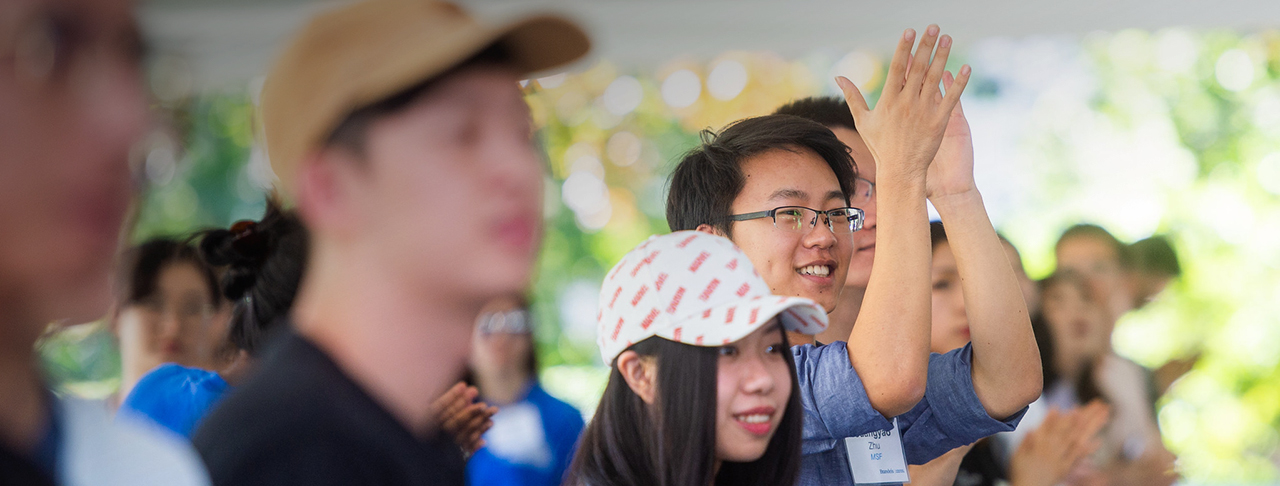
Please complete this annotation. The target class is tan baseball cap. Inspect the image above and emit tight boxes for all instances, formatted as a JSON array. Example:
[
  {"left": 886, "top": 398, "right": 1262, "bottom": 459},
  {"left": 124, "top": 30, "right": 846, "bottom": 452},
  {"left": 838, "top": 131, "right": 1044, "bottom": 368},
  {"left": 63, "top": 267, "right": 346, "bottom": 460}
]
[{"left": 261, "top": 0, "right": 590, "bottom": 199}]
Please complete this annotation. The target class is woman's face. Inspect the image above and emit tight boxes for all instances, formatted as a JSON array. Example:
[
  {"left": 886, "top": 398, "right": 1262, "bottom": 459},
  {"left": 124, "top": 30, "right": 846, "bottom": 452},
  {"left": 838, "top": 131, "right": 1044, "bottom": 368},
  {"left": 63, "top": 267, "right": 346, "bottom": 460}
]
[
  {"left": 714, "top": 321, "right": 792, "bottom": 463},
  {"left": 116, "top": 262, "right": 216, "bottom": 375},
  {"left": 1055, "top": 235, "right": 1131, "bottom": 321},
  {"left": 930, "top": 242, "right": 970, "bottom": 354},
  {"left": 1041, "top": 280, "right": 1107, "bottom": 376},
  {"left": 469, "top": 299, "right": 533, "bottom": 378}
]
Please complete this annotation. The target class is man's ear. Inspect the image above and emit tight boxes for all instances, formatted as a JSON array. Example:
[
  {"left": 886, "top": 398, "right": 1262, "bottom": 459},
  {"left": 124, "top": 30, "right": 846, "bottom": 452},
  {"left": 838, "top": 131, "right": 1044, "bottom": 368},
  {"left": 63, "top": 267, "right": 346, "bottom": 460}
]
[
  {"left": 695, "top": 223, "right": 725, "bottom": 238},
  {"left": 294, "top": 148, "right": 358, "bottom": 237},
  {"left": 616, "top": 350, "right": 657, "bottom": 404}
]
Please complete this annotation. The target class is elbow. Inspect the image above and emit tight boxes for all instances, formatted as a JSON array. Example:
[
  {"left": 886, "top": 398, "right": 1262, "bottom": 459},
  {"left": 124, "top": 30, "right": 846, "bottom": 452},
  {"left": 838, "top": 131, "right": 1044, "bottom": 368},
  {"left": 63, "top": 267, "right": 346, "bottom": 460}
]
[
  {"left": 866, "top": 373, "right": 926, "bottom": 418},
  {"left": 1018, "top": 368, "right": 1044, "bottom": 407}
]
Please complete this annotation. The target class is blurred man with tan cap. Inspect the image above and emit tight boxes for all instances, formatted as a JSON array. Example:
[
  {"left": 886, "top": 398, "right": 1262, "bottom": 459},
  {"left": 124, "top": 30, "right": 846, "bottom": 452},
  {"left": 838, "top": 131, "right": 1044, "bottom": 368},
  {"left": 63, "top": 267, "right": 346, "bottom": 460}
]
[{"left": 191, "top": 1, "right": 588, "bottom": 484}]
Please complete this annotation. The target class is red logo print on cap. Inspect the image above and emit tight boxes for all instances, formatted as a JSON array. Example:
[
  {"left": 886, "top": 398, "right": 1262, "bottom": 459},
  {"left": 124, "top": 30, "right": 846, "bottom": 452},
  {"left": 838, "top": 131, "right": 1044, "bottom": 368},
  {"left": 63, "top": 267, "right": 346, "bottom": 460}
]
[
  {"left": 689, "top": 251, "right": 710, "bottom": 273},
  {"left": 608, "top": 287, "right": 623, "bottom": 309},
  {"left": 667, "top": 287, "right": 686, "bottom": 314},
  {"left": 631, "top": 250, "right": 660, "bottom": 278},
  {"left": 725, "top": 307, "right": 736, "bottom": 323},
  {"left": 726, "top": 259, "right": 738, "bottom": 270},
  {"left": 749, "top": 307, "right": 760, "bottom": 325},
  {"left": 610, "top": 317, "right": 625, "bottom": 341},
  {"left": 655, "top": 272, "right": 669, "bottom": 291},
  {"left": 639, "top": 308, "right": 660, "bottom": 330},
  {"left": 736, "top": 283, "right": 751, "bottom": 297},
  {"left": 675, "top": 234, "right": 699, "bottom": 248},
  {"left": 699, "top": 279, "right": 720, "bottom": 301},
  {"left": 631, "top": 285, "right": 649, "bottom": 307}
]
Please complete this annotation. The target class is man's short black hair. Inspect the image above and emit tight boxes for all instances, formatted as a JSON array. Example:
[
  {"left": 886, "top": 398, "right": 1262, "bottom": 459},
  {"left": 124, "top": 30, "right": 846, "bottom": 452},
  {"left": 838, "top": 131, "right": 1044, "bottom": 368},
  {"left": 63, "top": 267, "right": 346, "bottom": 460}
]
[
  {"left": 773, "top": 96, "right": 856, "bottom": 132},
  {"left": 1056, "top": 223, "right": 1133, "bottom": 267},
  {"left": 1130, "top": 235, "right": 1180, "bottom": 277},
  {"left": 666, "top": 115, "right": 856, "bottom": 238}
]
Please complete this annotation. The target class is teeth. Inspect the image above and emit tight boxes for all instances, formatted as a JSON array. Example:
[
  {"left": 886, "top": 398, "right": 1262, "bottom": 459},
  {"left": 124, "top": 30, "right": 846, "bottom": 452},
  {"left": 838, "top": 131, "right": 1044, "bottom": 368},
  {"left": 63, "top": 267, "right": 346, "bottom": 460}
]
[
  {"left": 797, "top": 265, "right": 830, "bottom": 277},
  {"left": 736, "top": 414, "right": 770, "bottom": 423}
]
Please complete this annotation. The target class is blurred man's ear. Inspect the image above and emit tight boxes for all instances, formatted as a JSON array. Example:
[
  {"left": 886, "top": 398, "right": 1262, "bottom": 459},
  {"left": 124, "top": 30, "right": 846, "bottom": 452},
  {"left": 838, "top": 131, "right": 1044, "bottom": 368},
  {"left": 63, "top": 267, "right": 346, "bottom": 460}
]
[{"left": 294, "top": 148, "right": 361, "bottom": 239}]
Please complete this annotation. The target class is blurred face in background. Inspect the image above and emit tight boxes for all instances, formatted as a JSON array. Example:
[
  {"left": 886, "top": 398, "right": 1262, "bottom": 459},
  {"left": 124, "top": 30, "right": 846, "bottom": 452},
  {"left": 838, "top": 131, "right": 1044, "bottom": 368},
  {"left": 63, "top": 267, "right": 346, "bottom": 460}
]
[
  {"left": 116, "top": 261, "right": 218, "bottom": 384},
  {"left": 1055, "top": 235, "right": 1131, "bottom": 323},
  {"left": 339, "top": 65, "right": 543, "bottom": 315},
  {"left": 0, "top": 0, "right": 147, "bottom": 332},
  {"left": 469, "top": 297, "right": 534, "bottom": 382},
  {"left": 831, "top": 127, "right": 877, "bottom": 291},
  {"left": 929, "top": 241, "right": 969, "bottom": 354},
  {"left": 1040, "top": 276, "right": 1108, "bottom": 380}
]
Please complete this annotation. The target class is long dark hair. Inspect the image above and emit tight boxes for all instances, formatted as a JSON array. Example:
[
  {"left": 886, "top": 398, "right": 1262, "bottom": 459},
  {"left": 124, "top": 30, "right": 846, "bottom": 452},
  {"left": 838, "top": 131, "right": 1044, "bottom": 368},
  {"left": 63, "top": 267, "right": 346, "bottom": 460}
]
[
  {"left": 196, "top": 200, "right": 308, "bottom": 356},
  {"left": 567, "top": 334, "right": 803, "bottom": 486}
]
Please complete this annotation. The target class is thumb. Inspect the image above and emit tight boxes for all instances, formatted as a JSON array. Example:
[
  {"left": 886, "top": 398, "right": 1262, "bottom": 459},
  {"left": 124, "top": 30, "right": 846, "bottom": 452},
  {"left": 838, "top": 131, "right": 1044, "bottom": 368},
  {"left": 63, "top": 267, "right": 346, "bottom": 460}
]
[
  {"left": 835, "top": 76, "right": 871, "bottom": 123},
  {"left": 942, "top": 71, "right": 966, "bottom": 116}
]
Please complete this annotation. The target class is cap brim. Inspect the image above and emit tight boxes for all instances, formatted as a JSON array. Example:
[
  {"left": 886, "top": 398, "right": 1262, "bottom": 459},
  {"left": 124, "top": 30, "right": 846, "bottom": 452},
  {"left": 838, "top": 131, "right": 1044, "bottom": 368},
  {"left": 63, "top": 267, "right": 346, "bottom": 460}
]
[
  {"left": 653, "top": 295, "right": 829, "bottom": 348},
  {"left": 488, "top": 15, "right": 591, "bottom": 77}
]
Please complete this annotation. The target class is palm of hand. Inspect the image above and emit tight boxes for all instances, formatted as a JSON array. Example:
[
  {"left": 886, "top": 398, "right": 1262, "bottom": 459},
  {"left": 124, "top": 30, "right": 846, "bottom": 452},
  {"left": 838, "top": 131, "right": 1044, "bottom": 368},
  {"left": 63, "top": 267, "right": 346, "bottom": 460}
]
[
  {"left": 836, "top": 26, "right": 971, "bottom": 185},
  {"left": 925, "top": 88, "right": 976, "bottom": 200}
]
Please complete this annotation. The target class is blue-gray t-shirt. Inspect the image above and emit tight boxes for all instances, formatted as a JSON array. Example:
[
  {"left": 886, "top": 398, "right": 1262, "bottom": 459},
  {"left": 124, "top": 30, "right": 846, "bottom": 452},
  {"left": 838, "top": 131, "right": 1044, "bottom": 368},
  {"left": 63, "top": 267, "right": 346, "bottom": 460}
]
[{"left": 793, "top": 341, "right": 1026, "bottom": 486}]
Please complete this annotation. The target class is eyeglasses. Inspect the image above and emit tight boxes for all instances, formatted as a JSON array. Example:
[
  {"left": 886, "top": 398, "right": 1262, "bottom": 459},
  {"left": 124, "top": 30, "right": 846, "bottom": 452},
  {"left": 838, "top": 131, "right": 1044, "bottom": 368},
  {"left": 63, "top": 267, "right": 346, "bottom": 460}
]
[
  {"left": 1, "top": 7, "right": 147, "bottom": 89},
  {"left": 476, "top": 309, "right": 532, "bottom": 335},
  {"left": 134, "top": 295, "right": 214, "bottom": 323},
  {"left": 729, "top": 206, "right": 865, "bottom": 235},
  {"left": 850, "top": 177, "right": 875, "bottom": 207}
]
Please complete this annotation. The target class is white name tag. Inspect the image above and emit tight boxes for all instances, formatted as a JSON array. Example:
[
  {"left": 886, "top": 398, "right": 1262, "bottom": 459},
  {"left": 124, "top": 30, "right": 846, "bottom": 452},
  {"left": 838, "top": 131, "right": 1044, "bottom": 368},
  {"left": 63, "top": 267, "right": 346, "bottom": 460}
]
[{"left": 843, "top": 418, "right": 910, "bottom": 485}]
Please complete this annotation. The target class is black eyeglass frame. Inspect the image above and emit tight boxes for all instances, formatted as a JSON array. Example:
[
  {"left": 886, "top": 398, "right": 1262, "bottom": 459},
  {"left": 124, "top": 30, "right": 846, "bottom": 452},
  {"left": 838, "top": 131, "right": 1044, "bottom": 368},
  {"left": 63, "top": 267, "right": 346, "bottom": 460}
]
[
  {"left": 850, "top": 177, "right": 876, "bottom": 206},
  {"left": 728, "top": 206, "right": 866, "bottom": 234}
]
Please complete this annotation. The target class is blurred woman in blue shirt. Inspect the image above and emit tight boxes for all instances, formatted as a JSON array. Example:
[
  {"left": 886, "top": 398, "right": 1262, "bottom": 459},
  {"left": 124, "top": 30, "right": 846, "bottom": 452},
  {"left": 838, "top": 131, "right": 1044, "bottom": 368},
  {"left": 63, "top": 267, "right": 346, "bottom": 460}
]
[{"left": 466, "top": 298, "right": 584, "bottom": 486}]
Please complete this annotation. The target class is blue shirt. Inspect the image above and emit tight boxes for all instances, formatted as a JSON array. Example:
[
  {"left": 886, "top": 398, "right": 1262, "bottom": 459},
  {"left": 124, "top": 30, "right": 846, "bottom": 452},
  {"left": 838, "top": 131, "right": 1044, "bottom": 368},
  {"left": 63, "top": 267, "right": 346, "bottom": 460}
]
[
  {"left": 121, "top": 363, "right": 230, "bottom": 438},
  {"left": 794, "top": 342, "right": 1026, "bottom": 486},
  {"left": 466, "top": 383, "right": 585, "bottom": 486}
]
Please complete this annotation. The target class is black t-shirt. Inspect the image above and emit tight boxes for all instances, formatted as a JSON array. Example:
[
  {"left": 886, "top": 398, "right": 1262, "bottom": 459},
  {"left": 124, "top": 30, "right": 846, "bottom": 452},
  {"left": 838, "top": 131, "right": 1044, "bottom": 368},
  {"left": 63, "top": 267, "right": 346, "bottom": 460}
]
[
  {"left": 0, "top": 445, "right": 55, "bottom": 486},
  {"left": 192, "top": 329, "right": 465, "bottom": 486},
  {"left": 952, "top": 439, "right": 1006, "bottom": 486}
]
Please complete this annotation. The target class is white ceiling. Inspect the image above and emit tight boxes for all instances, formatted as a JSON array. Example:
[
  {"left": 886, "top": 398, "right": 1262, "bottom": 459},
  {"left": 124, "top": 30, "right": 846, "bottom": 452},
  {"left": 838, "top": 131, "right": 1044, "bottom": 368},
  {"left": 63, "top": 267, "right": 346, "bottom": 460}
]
[{"left": 140, "top": 0, "right": 1280, "bottom": 92}]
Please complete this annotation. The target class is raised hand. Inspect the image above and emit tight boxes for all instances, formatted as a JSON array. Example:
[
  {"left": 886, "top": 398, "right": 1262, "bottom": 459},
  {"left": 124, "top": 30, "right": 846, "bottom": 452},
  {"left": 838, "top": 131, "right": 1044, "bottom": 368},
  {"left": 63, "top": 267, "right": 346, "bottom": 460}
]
[
  {"left": 1009, "top": 400, "right": 1110, "bottom": 486},
  {"left": 925, "top": 70, "right": 976, "bottom": 201},
  {"left": 428, "top": 381, "right": 499, "bottom": 454},
  {"left": 836, "top": 24, "right": 971, "bottom": 184}
]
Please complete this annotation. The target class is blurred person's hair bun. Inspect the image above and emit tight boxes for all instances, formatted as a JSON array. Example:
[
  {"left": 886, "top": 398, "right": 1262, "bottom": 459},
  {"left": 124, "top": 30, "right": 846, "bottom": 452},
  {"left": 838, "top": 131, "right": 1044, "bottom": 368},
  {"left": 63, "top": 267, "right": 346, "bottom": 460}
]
[{"left": 195, "top": 198, "right": 309, "bottom": 355}]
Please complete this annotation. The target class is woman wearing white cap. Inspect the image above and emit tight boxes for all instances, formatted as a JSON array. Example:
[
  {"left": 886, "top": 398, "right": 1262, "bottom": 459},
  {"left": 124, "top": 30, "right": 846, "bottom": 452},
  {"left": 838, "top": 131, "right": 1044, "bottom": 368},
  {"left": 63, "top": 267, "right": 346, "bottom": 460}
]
[{"left": 567, "top": 231, "right": 829, "bottom": 486}]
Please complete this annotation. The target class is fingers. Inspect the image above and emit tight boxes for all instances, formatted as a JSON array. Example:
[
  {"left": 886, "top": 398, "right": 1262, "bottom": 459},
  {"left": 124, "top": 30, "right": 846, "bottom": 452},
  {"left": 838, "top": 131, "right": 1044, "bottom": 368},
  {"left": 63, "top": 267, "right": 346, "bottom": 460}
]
[
  {"left": 835, "top": 76, "right": 871, "bottom": 122},
  {"left": 439, "top": 386, "right": 478, "bottom": 425},
  {"left": 904, "top": 24, "right": 941, "bottom": 94},
  {"left": 939, "top": 64, "right": 971, "bottom": 114},
  {"left": 443, "top": 402, "right": 487, "bottom": 434},
  {"left": 883, "top": 28, "right": 917, "bottom": 96},
  {"left": 922, "top": 34, "right": 953, "bottom": 97},
  {"left": 429, "top": 382, "right": 466, "bottom": 414}
]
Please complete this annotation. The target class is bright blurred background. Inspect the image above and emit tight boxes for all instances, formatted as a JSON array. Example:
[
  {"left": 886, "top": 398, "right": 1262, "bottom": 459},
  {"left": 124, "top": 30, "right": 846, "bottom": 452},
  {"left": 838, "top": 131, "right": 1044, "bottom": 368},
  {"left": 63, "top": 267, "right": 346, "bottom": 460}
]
[{"left": 39, "top": 0, "right": 1280, "bottom": 483}]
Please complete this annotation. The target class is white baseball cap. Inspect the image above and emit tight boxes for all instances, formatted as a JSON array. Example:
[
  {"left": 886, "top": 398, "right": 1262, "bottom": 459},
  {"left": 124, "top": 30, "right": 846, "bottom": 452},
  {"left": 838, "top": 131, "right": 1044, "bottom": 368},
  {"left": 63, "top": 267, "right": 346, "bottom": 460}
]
[{"left": 597, "top": 231, "right": 828, "bottom": 365}]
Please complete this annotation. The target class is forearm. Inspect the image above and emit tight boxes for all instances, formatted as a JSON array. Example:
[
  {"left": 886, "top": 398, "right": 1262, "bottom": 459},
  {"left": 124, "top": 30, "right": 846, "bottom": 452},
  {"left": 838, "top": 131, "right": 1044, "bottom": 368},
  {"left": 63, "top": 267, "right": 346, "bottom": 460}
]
[
  {"left": 931, "top": 189, "right": 1041, "bottom": 418},
  {"left": 906, "top": 445, "right": 972, "bottom": 486},
  {"left": 848, "top": 174, "right": 931, "bottom": 417}
]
